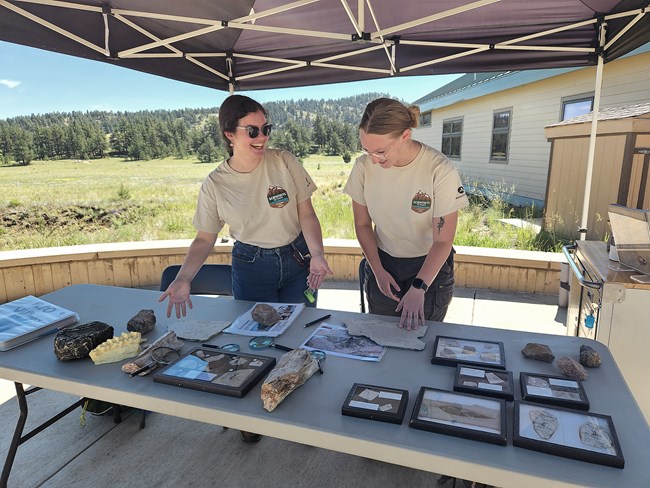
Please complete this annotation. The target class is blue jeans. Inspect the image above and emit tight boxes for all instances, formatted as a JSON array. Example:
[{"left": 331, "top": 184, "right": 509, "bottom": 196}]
[{"left": 231, "top": 233, "right": 317, "bottom": 307}]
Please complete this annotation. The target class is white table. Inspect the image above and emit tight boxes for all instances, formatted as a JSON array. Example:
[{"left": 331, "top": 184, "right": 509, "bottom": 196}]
[{"left": 1, "top": 284, "right": 649, "bottom": 488}]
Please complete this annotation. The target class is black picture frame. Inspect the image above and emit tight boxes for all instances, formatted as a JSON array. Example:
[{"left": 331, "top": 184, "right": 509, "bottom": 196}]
[
  {"left": 513, "top": 401, "right": 624, "bottom": 469},
  {"left": 341, "top": 383, "right": 409, "bottom": 424},
  {"left": 153, "top": 347, "right": 276, "bottom": 398},
  {"left": 454, "top": 365, "right": 514, "bottom": 401},
  {"left": 520, "top": 372, "right": 589, "bottom": 410},
  {"left": 431, "top": 336, "right": 506, "bottom": 370},
  {"left": 409, "top": 387, "right": 507, "bottom": 446}
]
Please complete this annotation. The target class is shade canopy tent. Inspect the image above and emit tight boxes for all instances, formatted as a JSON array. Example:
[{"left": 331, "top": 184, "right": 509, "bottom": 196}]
[
  {"left": 1, "top": 0, "right": 650, "bottom": 237},
  {"left": 1, "top": 0, "right": 649, "bottom": 93}
]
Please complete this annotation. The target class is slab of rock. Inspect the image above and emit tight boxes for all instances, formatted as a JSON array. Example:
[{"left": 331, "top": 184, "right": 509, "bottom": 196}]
[
  {"left": 522, "top": 343, "right": 554, "bottom": 363},
  {"left": 557, "top": 356, "right": 588, "bottom": 381},
  {"left": 54, "top": 321, "right": 114, "bottom": 361},
  {"left": 127, "top": 309, "right": 156, "bottom": 334},
  {"left": 344, "top": 318, "right": 428, "bottom": 350},
  {"left": 579, "top": 422, "right": 613, "bottom": 449},
  {"left": 530, "top": 409, "right": 558, "bottom": 440},
  {"left": 121, "top": 331, "right": 184, "bottom": 375},
  {"left": 169, "top": 319, "right": 231, "bottom": 341},
  {"left": 251, "top": 303, "right": 280, "bottom": 327},
  {"left": 261, "top": 348, "right": 318, "bottom": 412},
  {"left": 579, "top": 345, "right": 602, "bottom": 368}
]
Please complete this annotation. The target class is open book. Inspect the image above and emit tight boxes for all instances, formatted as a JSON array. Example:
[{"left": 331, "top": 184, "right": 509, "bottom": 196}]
[
  {"left": 0, "top": 295, "right": 80, "bottom": 351},
  {"left": 223, "top": 302, "right": 304, "bottom": 337}
]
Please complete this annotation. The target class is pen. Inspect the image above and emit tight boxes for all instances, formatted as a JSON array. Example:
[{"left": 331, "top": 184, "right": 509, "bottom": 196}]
[
  {"left": 304, "top": 314, "right": 331, "bottom": 328},
  {"left": 201, "top": 344, "right": 222, "bottom": 349}
]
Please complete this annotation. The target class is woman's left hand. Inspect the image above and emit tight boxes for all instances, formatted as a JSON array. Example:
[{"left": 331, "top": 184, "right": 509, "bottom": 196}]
[
  {"left": 307, "top": 254, "right": 333, "bottom": 290},
  {"left": 395, "top": 288, "right": 426, "bottom": 330}
]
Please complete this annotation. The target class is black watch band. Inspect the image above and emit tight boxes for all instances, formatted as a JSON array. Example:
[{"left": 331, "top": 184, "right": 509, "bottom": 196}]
[{"left": 412, "top": 278, "right": 428, "bottom": 292}]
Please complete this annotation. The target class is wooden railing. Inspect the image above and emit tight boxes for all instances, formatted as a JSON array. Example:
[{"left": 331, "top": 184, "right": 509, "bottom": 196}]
[{"left": 0, "top": 239, "right": 563, "bottom": 304}]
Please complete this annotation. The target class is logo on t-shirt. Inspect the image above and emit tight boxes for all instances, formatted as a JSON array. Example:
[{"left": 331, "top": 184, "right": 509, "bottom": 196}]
[
  {"left": 267, "top": 185, "right": 289, "bottom": 208},
  {"left": 411, "top": 190, "right": 431, "bottom": 213},
  {"left": 456, "top": 185, "right": 466, "bottom": 199}
]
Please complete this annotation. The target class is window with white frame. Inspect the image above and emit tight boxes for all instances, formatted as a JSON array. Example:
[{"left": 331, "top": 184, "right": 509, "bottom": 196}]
[
  {"left": 561, "top": 96, "right": 594, "bottom": 121},
  {"left": 441, "top": 118, "right": 462, "bottom": 159},
  {"left": 419, "top": 111, "right": 432, "bottom": 126},
  {"left": 490, "top": 109, "right": 511, "bottom": 162}
]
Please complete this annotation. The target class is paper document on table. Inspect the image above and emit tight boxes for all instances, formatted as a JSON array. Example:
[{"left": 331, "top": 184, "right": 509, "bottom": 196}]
[
  {"left": 301, "top": 322, "right": 386, "bottom": 362},
  {"left": 223, "top": 302, "right": 304, "bottom": 337}
]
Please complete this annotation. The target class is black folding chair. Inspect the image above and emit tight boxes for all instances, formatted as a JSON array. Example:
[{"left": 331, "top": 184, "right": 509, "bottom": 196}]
[{"left": 159, "top": 264, "right": 233, "bottom": 296}]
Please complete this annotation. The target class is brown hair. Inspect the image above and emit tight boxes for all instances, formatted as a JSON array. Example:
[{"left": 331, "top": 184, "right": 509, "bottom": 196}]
[
  {"left": 359, "top": 97, "right": 420, "bottom": 136},
  {"left": 218, "top": 95, "right": 268, "bottom": 155}
]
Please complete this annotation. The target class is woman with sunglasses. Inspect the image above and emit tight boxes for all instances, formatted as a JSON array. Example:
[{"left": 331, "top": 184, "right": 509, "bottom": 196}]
[
  {"left": 160, "top": 94, "right": 332, "bottom": 317},
  {"left": 344, "top": 98, "right": 469, "bottom": 331}
]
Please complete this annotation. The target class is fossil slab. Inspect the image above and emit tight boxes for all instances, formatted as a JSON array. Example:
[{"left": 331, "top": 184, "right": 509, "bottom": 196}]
[
  {"left": 579, "top": 422, "right": 613, "bottom": 449},
  {"left": 344, "top": 318, "right": 428, "bottom": 350},
  {"left": 530, "top": 409, "right": 558, "bottom": 440},
  {"left": 127, "top": 309, "right": 156, "bottom": 334},
  {"left": 169, "top": 319, "right": 231, "bottom": 341},
  {"left": 121, "top": 331, "right": 184, "bottom": 374},
  {"left": 261, "top": 348, "right": 318, "bottom": 412}
]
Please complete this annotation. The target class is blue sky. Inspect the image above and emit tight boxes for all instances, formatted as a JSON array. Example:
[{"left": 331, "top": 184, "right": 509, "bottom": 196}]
[{"left": 0, "top": 40, "right": 461, "bottom": 119}]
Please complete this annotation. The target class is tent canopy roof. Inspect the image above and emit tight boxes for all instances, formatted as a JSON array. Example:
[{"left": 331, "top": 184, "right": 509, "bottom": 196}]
[{"left": 1, "top": 0, "right": 649, "bottom": 93}]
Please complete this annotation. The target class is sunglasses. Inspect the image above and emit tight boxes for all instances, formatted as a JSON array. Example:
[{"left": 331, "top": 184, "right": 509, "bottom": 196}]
[{"left": 236, "top": 123, "right": 273, "bottom": 138}]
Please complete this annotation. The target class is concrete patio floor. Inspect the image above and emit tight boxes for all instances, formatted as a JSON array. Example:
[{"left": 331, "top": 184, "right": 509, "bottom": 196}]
[{"left": 0, "top": 283, "right": 567, "bottom": 488}]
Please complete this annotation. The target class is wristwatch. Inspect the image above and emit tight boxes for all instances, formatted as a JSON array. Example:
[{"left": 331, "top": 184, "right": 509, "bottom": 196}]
[{"left": 411, "top": 278, "right": 428, "bottom": 292}]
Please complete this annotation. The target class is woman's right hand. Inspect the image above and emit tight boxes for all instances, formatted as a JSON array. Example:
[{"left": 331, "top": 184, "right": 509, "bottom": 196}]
[
  {"left": 158, "top": 279, "right": 193, "bottom": 318},
  {"left": 374, "top": 267, "right": 401, "bottom": 302}
]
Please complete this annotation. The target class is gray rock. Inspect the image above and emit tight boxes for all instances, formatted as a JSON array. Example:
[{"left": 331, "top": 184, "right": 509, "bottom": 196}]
[
  {"left": 54, "top": 321, "right": 114, "bottom": 361},
  {"left": 344, "top": 318, "right": 428, "bottom": 350},
  {"left": 557, "top": 356, "right": 588, "bottom": 381},
  {"left": 530, "top": 409, "right": 558, "bottom": 440},
  {"left": 579, "top": 422, "right": 613, "bottom": 449},
  {"left": 521, "top": 342, "right": 555, "bottom": 362},
  {"left": 127, "top": 309, "right": 156, "bottom": 334},
  {"left": 579, "top": 345, "right": 602, "bottom": 368},
  {"left": 251, "top": 303, "right": 280, "bottom": 327}
]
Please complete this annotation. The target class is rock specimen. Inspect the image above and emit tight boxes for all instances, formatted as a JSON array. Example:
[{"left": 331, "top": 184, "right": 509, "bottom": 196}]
[
  {"left": 521, "top": 343, "right": 554, "bottom": 363},
  {"left": 89, "top": 332, "right": 142, "bottom": 365},
  {"left": 54, "top": 321, "right": 114, "bottom": 361},
  {"left": 261, "top": 348, "right": 318, "bottom": 412},
  {"left": 121, "top": 331, "right": 184, "bottom": 375},
  {"left": 127, "top": 309, "right": 156, "bottom": 334},
  {"left": 170, "top": 319, "right": 231, "bottom": 341},
  {"left": 579, "top": 345, "right": 602, "bottom": 368},
  {"left": 530, "top": 409, "right": 558, "bottom": 440},
  {"left": 579, "top": 422, "right": 613, "bottom": 449},
  {"left": 557, "top": 356, "right": 588, "bottom": 381},
  {"left": 251, "top": 303, "right": 280, "bottom": 327},
  {"left": 344, "top": 318, "right": 428, "bottom": 350}
]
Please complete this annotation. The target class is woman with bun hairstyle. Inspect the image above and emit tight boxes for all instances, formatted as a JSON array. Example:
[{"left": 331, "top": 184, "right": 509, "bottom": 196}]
[
  {"left": 160, "top": 95, "right": 332, "bottom": 318},
  {"left": 344, "top": 97, "right": 468, "bottom": 330}
]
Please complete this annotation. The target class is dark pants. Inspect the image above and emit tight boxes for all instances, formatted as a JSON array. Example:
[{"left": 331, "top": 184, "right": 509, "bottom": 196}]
[
  {"left": 364, "top": 248, "right": 455, "bottom": 322},
  {"left": 231, "top": 233, "right": 316, "bottom": 307}
]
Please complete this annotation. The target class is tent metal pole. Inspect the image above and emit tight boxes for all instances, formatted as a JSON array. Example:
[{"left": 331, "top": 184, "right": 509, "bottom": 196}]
[{"left": 579, "top": 26, "right": 606, "bottom": 241}]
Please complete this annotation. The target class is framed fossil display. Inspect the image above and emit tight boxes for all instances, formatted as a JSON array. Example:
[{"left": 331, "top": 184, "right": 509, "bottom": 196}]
[
  {"left": 409, "top": 387, "right": 507, "bottom": 446},
  {"left": 454, "top": 365, "right": 514, "bottom": 401},
  {"left": 513, "top": 401, "right": 624, "bottom": 468},
  {"left": 341, "top": 383, "right": 409, "bottom": 424},
  {"left": 520, "top": 372, "right": 589, "bottom": 410},
  {"left": 431, "top": 336, "right": 506, "bottom": 369},
  {"left": 153, "top": 347, "right": 276, "bottom": 398}
]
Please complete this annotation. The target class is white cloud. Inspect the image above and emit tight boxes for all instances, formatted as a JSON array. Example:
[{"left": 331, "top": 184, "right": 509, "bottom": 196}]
[{"left": 0, "top": 79, "right": 21, "bottom": 89}]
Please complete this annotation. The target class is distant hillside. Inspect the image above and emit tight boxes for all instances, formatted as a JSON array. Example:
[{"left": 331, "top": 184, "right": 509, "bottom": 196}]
[{"left": 0, "top": 92, "right": 390, "bottom": 164}]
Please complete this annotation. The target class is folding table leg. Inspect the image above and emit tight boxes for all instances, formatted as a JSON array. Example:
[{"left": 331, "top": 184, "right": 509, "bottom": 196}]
[{"left": 1, "top": 383, "right": 85, "bottom": 488}]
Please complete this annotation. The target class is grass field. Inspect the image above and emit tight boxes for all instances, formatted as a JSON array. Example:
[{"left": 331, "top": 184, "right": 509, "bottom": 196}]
[{"left": 0, "top": 155, "right": 560, "bottom": 252}]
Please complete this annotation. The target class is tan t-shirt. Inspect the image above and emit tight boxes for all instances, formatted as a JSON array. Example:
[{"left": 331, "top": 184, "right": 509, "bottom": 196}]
[
  {"left": 193, "top": 148, "right": 316, "bottom": 248},
  {"left": 344, "top": 143, "right": 469, "bottom": 258}
]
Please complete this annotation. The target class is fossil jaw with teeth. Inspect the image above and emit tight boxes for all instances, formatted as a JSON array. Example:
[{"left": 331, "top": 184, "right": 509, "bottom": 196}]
[{"left": 89, "top": 331, "right": 143, "bottom": 365}]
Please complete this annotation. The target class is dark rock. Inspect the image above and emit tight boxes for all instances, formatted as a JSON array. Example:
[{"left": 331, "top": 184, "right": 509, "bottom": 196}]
[
  {"left": 521, "top": 343, "right": 555, "bottom": 363},
  {"left": 557, "top": 356, "right": 588, "bottom": 381},
  {"left": 127, "top": 309, "right": 156, "bottom": 334},
  {"left": 54, "top": 321, "right": 114, "bottom": 361},
  {"left": 579, "top": 345, "right": 602, "bottom": 368},
  {"left": 251, "top": 304, "right": 280, "bottom": 327}
]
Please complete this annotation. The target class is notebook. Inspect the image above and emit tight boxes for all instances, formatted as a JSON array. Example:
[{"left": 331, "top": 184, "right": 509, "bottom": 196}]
[{"left": 0, "top": 295, "right": 80, "bottom": 351}]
